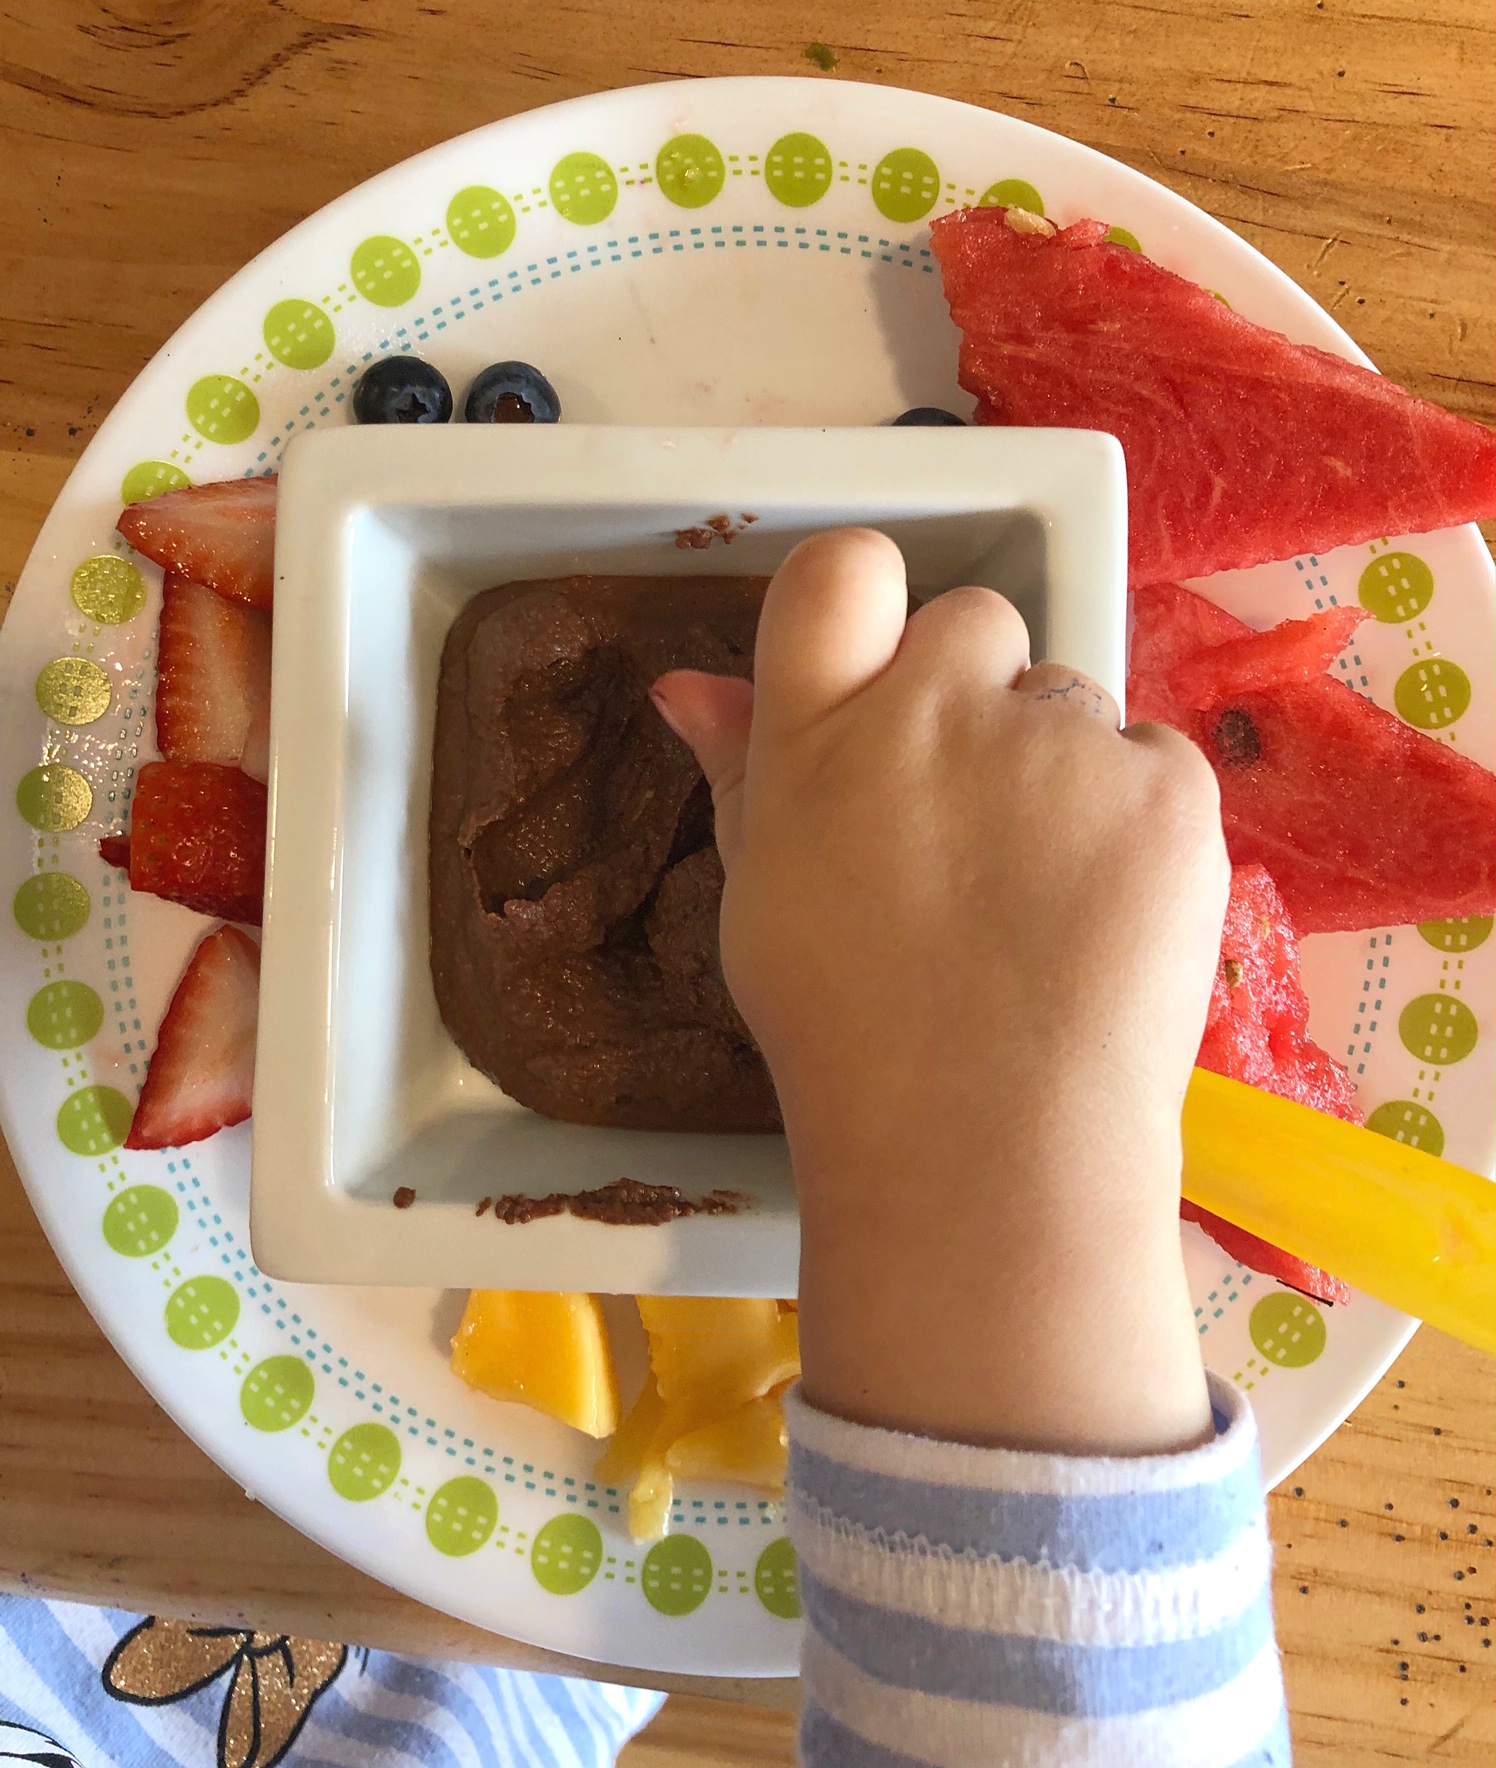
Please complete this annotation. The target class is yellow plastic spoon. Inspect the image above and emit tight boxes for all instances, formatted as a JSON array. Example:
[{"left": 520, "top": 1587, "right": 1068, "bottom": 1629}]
[{"left": 1181, "top": 1067, "right": 1495, "bottom": 1353}]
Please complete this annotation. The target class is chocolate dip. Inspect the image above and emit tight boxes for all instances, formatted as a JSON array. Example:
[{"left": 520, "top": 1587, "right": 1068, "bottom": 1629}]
[{"left": 429, "top": 575, "right": 781, "bottom": 1133}]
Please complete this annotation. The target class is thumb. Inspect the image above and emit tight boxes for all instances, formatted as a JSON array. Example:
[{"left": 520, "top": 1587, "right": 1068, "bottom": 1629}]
[{"left": 650, "top": 670, "right": 754, "bottom": 871}]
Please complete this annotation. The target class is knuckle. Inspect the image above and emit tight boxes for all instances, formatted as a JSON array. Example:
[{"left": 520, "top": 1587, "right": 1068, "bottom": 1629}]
[{"left": 915, "top": 584, "right": 1028, "bottom": 650}]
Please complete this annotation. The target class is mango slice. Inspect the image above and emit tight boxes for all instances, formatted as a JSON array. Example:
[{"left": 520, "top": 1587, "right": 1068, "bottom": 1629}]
[
  {"left": 602, "top": 1299, "right": 801, "bottom": 1539},
  {"left": 450, "top": 1290, "right": 620, "bottom": 1439},
  {"left": 637, "top": 1297, "right": 800, "bottom": 1406},
  {"left": 627, "top": 1450, "right": 677, "bottom": 1543},
  {"left": 666, "top": 1388, "right": 791, "bottom": 1489},
  {"left": 593, "top": 1375, "right": 667, "bottom": 1486}
]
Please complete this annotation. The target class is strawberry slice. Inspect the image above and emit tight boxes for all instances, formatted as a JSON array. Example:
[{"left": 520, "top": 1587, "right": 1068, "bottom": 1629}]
[
  {"left": 126, "top": 761, "right": 267, "bottom": 924},
  {"left": 125, "top": 924, "right": 260, "bottom": 1149},
  {"left": 156, "top": 571, "right": 272, "bottom": 780},
  {"left": 117, "top": 476, "right": 277, "bottom": 611},
  {"left": 99, "top": 835, "right": 131, "bottom": 870}
]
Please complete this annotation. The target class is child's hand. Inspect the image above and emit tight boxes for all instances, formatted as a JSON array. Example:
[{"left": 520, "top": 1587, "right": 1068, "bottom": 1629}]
[{"left": 652, "top": 530, "right": 1227, "bottom": 1455}]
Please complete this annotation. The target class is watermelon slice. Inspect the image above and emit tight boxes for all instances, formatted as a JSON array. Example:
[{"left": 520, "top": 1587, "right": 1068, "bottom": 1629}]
[
  {"left": 1192, "top": 683, "right": 1494, "bottom": 933},
  {"left": 1181, "top": 1202, "right": 1350, "bottom": 1307},
  {"left": 931, "top": 207, "right": 1495, "bottom": 585},
  {"left": 1187, "top": 863, "right": 1357, "bottom": 1304},
  {"left": 1163, "top": 605, "right": 1368, "bottom": 713},
  {"left": 1128, "top": 585, "right": 1366, "bottom": 724},
  {"left": 1198, "top": 864, "right": 1362, "bottom": 1121},
  {"left": 1128, "top": 582, "right": 1251, "bottom": 722},
  {"left": 1130, "top": 583, "right": 1496, "bottom": 933}
]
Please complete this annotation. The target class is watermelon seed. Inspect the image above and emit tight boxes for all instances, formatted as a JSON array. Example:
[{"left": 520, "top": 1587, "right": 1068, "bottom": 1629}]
[{"left": 1213, "top": 708, "right": 1262, "bottom": 767}]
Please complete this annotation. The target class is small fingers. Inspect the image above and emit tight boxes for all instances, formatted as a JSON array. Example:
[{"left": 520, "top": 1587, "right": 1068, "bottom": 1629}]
[
  {"left": 650, "top": 671, "right": 755, "bottom": 870},
  {"left": 1011, "top": 662, "right": 1120, "bottom": 727},
  {"left": 752, "top": 529, "right": 910, "bottom": 742}
]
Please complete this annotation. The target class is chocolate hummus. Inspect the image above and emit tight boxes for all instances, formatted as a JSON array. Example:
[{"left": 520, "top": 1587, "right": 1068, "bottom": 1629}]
[{"left": 429, "top": 574, "right": 781, "bottom": 1132}]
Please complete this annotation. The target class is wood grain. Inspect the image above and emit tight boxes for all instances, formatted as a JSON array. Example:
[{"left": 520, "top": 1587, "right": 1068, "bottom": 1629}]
[{"left": 1, "top": 1, "right": 1491, "bottom": 1762}]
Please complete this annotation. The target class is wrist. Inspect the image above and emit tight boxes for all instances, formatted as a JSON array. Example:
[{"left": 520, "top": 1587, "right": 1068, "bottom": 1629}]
[{"left": 792, "top": 1129, "right": 1211, "bottom": 1457}]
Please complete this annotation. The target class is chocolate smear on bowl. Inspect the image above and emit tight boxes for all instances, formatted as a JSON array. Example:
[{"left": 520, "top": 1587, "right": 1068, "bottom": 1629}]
[
  {"left": 674, "top": 514, "right": 756, "bottom": 549},
  {"left": 489, "top": 1177, "right": 746, "bottom": 1226}
]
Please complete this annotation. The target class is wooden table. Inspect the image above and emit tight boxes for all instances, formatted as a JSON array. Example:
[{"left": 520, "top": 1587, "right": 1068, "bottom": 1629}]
[{"left": 2, "top": 3, "right": 1492, "bottom": 1762}]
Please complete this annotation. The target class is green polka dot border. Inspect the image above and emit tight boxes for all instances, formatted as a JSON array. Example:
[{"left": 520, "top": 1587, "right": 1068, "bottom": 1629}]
[
  {"left": 531, "top": 1515, "right": 603, "bottom": 1594},
  {"left": 17, "top": 764, "right": 91, "bottom": 833},
  {"left": 102, "top": 1185, "right": 177, "bottom": 1258},
  {"left": 166, "top": 1276, "right": 240, "bottom": 1350},
  {"left": 1399, "top": 994, "right": 1479, "bottom": 1065},
  {"left": 263, "top": 299, "right": 335, "bottom": 370},
  {"left": 27, "top": 981, "right": 102, "bottom": 1050},
  {"left": 186, "top": 374, "right": 259, "bottom": 446},
  {"left": 1366, "top": 1099, "right": 1445, "bottom": 1158},
  {"left": 1359, "top": 552, "right": 1433, "bottom": 623},
  {"left": 71, "top": 556, "right": 147, "bottom": 625},
  {"left": 61, "top": 1085, "right": 134, "bottom": 1156},
  {"left": 1419, "top": 916, "right": 1492, "bottom": 954},
  {"left": 328, "top": 1423, "right": 401, "bottom": 1501},
  {"left": 13, "top": 873, "right": 90, "bottom": 941},
  {"left": 1249, "top": 1293, "right": 1326, "bottom": 1367},
  {"left": 871, "top": 147, "right": 940, "bottom": 224},
  {"left": 764, "top": 133, "right": 832, "bottom": 208},
  {"left": 241, "top": 1356, "right": 315, "bottom": 1432},
  {"left": 656, "top": 134, "right": 726, "bottom": 209},
  {"left": 121, "top": 461, "right": 191, "bottom": 507},
  {"left": 350, "top": 236, "right": 422, "bottom": 307},
  {"left": 35, "top": 657, "right": 110, "bottom": 726},
  {"left": 446, "top": 185, "right": 517, "bottom": 258},
  {"left": 426, "top": 1477, "right": 498, "bottom": 1557},
  {"left": 641, "top": 1535, "right": 713, "bottom": 1616},
  {"left": 1395, "top": 659, "right": 1471, "bottom": 729},
  {"left": 754, "top": 1537, "right": 802, "bottom": 1618},
  {"left": 979, "top": 178, "right": 1044, "bottom": 215},
  {"left": 14, "top": 112, "right": 1490, "bottom": 1644},
  {"left": 550, "top": 152, "right": 618, "bottom": 225}
]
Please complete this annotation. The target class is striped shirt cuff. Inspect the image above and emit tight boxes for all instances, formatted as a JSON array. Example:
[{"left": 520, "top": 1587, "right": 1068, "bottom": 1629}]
[{"left": 784, "top": 1374, "right": 1288, "bottom": 1768}]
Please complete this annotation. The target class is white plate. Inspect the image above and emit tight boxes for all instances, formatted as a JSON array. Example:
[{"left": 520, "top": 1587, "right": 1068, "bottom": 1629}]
[
  {"left": 253, "top": 422, "right": 1126, "bottom": 1291},
  {"left": 1, "top": 76, "right": 1490, "bottom": 1677}
]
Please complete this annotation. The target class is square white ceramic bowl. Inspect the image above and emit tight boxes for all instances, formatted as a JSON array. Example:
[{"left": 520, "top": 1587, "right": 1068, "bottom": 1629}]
[{"left": 250, "top": 424, "right": 1125, "bottom": 1291}]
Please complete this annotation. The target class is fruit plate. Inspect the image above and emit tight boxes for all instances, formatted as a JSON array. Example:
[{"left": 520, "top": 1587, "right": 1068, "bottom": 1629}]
[{"left": 1, "top": 75, "right": 1490, "bottom": 1677}]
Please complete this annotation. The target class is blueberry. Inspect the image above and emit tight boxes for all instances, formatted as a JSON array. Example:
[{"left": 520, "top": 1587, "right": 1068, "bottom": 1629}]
[
  {"left": 892, "top": 406, "right": 966, "bottom": 427},
  {"left": 351, "top": 356, "right": 453, "bottom": 425},
  {"left": 464, "top": 361, "right": 561, "bottom": 425}
]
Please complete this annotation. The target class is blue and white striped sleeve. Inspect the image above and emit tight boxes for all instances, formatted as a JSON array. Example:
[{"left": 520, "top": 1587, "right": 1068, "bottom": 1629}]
[{"left": 783, "top": 1373, "right": 1288, "bottom": 1768}]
